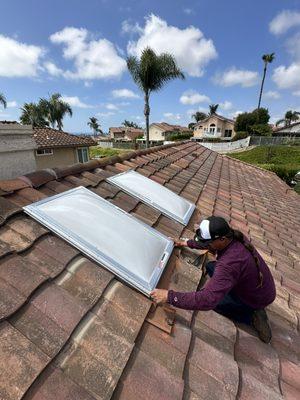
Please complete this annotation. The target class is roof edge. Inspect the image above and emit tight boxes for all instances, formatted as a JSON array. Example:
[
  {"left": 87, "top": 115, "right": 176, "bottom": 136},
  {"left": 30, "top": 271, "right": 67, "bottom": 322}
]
[{"left": 0, "top": 141, "right": 190, "bottom": 190}]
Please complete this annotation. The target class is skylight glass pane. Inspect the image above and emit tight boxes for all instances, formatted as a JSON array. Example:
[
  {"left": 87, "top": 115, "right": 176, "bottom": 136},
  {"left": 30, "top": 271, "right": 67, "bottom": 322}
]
[
  {"left": 107, "top": 170, "right": 195, "bottom": 225},
  {"left": 23, "top": 186, "right": 173, "bottom": 296}
]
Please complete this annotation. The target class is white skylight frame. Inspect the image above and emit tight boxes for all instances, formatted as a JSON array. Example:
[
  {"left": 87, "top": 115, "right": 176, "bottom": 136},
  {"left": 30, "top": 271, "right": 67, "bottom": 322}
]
[
  {"left": 107, "top": 170, "right": 195, "bottom": 225},
  {"left": 23, "top": 186, "right": 173, "bottom": 296}
]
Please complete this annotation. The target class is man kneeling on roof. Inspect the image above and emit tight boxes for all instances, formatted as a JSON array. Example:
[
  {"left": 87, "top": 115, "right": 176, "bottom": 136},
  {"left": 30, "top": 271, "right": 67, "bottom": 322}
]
[{"left": 150, "top": 216, "right": 276, "bottom": 343}]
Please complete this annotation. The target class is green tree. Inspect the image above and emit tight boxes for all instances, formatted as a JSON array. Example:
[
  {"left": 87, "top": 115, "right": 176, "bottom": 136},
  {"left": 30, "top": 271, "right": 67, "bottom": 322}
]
[
  {"left": 258, "top": 53, "right": 275, "bottom": 109},
  {"left": 39, "top": 93, "right": 72, "bottom": 130},
  {"left": 127, "top": 47, "right": 184, "bottom": 148},
  {"left": 0, "top": 93, "right": 7, "bottom": 109},
  {"left": 234, "top": 107, "right": 270, "bottom": 135},
  {"left": 192, "top": 111, "right": 207, "bottom": 123},
  {"left": 122, "top": 119, "right": 142, "bottom": 129},
  {"left": 88, "top": 117, "right": 102, "bottom": 134},
  {"left": 208, "top": 104, "right": 219, "bottom": 116},
  {"left": 276, "top": 110, "right": 300, "bottom": 127},
  {"left": 20, "top": 102, "right": 49, "bottom": 127}
]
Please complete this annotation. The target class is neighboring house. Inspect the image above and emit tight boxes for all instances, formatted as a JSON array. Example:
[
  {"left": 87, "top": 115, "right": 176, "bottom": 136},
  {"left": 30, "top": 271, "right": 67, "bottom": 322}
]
[
  {"left": 0, "top": 141, "right": 299, "bottom": 399},
  {"left": 273, "top": 121, "right": 300, "bottom": 136},
  {"left": 149, "top": 122, "right": 192, "bottom": 141},
  {"left": 109, "top": 127, "right": 144, "bottom": 141},
  {"left": 193, "top": 114, "right": 236, "bottom": 140},
  {"left": 0, "top": 121, "right": 37, "bottom": 180},
  {"left": 33, "top": 127, "right": 96, "bottom": 169}
]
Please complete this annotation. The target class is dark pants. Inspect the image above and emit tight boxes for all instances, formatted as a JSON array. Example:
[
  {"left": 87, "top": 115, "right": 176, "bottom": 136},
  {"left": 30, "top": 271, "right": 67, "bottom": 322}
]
[{"left": 206, "top": 261, "right": 255, "bottom": 325}]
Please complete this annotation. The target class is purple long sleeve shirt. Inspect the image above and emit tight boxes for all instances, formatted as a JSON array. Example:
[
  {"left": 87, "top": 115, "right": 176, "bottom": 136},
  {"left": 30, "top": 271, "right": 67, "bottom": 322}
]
[{"left": 167, "top": 238, "right": 276, "bottom": 311}]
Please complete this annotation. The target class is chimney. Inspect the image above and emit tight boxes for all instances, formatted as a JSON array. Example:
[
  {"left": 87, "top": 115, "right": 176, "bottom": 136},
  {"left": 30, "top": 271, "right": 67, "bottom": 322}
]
[{"left": 0, "top": 122, "right": 37, "bottom": 180}]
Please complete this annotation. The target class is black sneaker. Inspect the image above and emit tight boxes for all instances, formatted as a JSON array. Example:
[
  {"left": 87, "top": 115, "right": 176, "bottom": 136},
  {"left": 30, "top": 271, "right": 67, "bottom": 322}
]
[{"left": 252, "top": 309, "right": 272, "bottom": 343}]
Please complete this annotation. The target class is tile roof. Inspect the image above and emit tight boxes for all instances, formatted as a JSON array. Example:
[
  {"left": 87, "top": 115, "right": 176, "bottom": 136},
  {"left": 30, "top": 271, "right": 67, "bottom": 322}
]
[
  {"left": 0, "top": 141, "right": 299, "bottom": 399},
  {"left": 195, "top": 113, "right": 235, "bottom": 126},
  {"left": 151, "top": 122, "right": 192, "bottom": 133},
  {"left": 33, "top": 127, "right": 97, "bottom": 149}
]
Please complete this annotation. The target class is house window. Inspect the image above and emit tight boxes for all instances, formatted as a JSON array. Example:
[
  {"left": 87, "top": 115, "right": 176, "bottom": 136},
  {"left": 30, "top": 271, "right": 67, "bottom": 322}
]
[
  {"left": 209, "top": 124, "right": 216, "bottom": 134},
  {"left": 217, "top": 128, "right": 221, "bottom": 132},
  {"left": 36, "top": 149, "right": 53, "bottom": 156},
  {"left": 224, "top": 129, "right": 233, "bottom": 137},
  {"left": 77, "top": 147, "right": 89, "bottom": 163}
]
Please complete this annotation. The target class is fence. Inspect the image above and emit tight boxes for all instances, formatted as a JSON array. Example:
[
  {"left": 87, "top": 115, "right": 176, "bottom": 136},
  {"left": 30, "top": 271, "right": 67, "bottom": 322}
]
[
  {"left": 193, "top": 137, "right": 251, "bottom": 153},
  {"left": 249, "top": 136, "right": 300, "bottom": 145}
]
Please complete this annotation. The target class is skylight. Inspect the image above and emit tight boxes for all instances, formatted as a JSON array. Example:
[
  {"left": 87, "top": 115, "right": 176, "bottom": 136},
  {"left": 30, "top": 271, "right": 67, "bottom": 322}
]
[
  {"left": 23, "top": 186, "right": 173, "bottom": 296},
  {"left": 107, "top": 170, "right": 195, "bottom": 225}
]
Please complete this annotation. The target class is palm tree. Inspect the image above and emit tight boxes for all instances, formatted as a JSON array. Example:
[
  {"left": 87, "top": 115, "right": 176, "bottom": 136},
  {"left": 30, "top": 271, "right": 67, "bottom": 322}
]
[
  {"left": 0, "top": 93, "right": 7, "bottom": 109},
  {"left": 258, "top": 53, "right": 275, "bottom": 109},
  {"left": 276, "top": 110, "right": 300, "bottom": 127},
  {"left": 122, "top": 119, "right": 142, "bottom": 129},
  {"left": 20, "top": 102, "right": 49, "bottom": 127},
  {"left": 208, "top": 104, "right": 219, "bottom": 116},
  {"left": 127, "top": 47, "right": 184, "bottom": 148},
  {"left": 88, "top": 117, "right": 102, "bottom": 135},
  {"left": 39, "top": 93, "right": 72, "bottom": 130},
  {"left": 192, "top": 111, "right": 207, "bottom": 123}
]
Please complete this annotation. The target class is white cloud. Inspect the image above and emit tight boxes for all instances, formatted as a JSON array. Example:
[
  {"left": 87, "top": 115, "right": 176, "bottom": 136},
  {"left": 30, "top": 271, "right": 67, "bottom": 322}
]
[
  {"left": 112, "top": 88, "right": 140, "bottom": 98},
  {"left": 263, "top": 90, "right": 280, "bottom": 99},
  {"left": 0, "top": 34, "right": 44, "bottom": 77},
  {"left": 127, "top": 14, "right": 217, "bottom": 77},
  {"left": 50, "top": 27, "right": 126, "bottom": 80},
  {"left": 293, "top": 90, "right": 300, "bottom": 96},
  {"left": 272, "top": 62, "right": 300, "bottom": 91},
  {"left": 180, "top": 90, "right": 210, "bottom": 105},
  {"left": 286, "top": 32, "right": 300, "bottom": 60},
  {"left": 269, "top": 10, "right": 300, "bottom": 35},
  {"left": 44, "top": 61, "right": 64, "bottom": 77},
  {"left": 105, "top": 103, "right": 118, "bottom": 110},
  {"left": 61, "top": 95, "right": 93, "bottom": 108},
  {"left": 213, "top": 67, "right": 259, "bottom": 87},
  {"left": 97, "top": 111, "right": 115, "bottom": 117},
  {"left": 183, "top": 8, "right": 194, "bottom": 15},
  {"left": 7, "top": 101, "right": 18, "bottom": 108},
  {"left": 121, "top": 20, "right": 143, "bottom": 35},
  {"left": 219, "top": 101, "right": 233, "bottom": 110},
  {"left": 163, "top": 112, "right": 181, "bottom": 120}
]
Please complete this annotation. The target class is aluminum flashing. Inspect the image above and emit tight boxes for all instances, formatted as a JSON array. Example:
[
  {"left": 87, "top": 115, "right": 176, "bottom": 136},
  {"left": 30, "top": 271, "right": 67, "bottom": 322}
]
[
  {"left": 23, "top": 186, "right": 173, "bottom": 296},
  {"left": 107, "top": 170, "right": 195, "bottom": 225}
]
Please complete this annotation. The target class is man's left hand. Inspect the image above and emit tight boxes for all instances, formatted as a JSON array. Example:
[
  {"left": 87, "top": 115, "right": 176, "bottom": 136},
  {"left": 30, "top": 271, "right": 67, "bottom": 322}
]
[{"left": 150, "top": 289, "right": 168, "bottom": 304}]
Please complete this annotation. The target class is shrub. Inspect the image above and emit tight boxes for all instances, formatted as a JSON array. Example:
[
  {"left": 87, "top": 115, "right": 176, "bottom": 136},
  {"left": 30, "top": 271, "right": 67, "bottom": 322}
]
[
  {"left": 260, "top": 164, "right": 299, "bottom": 184},
  {"left": 167, "top": 131, "right": 193, "bottom": 141},
  {"left": 231, "top": 131, "right": 248, "bottom": 141},
  {"left": 234, "top": 107, "right": 270, "bottom": 135},
  {"left": 249, "top": 124, "right": 272, "bottom": 136}
]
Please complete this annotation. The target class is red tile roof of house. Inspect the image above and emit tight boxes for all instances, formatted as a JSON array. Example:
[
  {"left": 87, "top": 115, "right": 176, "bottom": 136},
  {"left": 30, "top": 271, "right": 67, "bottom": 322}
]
[
  {"left": 151, "top": 122, "right": 192, "bottom": 132},
  {"left": 195, "top": 113, "right": 235, "bottom": 126},
  {"left": 33, "top": 127, "right": 97, "bottom": 149},
  {"left": 0, "top": 141, "right": 299, "bottom": 399}
]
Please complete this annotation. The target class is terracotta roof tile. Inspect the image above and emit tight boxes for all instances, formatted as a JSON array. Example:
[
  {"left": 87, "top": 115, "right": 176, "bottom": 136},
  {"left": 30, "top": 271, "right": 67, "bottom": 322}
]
[
  {"left": 0, "top": 322, "right": 50, "bottom": 400},
  {"left": 33, "top": 127, "right": 96, "bottom": 149},
  {"left": 0, "top": 140, "right": 299, "bottom": 399}
]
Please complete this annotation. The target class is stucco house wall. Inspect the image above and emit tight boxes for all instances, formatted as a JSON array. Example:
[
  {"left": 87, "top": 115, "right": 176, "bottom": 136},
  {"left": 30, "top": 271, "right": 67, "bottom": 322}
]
[
  {"left": 149, "top": 125, "right": 165, "bottom": 141},
  {"left": 35, "top": 147, "right": 79, "bottom": 169},
  {"left": 0, "top": 123, "right": 37, "bottom": 180},
  {"left": 194, "top": 115, "right": 235, "bottom": 140}
]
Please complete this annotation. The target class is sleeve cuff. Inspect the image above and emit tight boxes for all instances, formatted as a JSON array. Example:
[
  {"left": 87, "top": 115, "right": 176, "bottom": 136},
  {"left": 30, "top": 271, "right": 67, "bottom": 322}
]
[{"left": 167, "top": 290, "right": 179, "bottom": 306}]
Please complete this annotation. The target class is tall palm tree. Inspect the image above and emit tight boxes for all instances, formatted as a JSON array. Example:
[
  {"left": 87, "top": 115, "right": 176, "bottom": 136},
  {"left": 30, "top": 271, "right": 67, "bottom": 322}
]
[
  {"left": 276, "top": 110, "right": 300, "bottom": 127},
  {"left": 208, "top": 104, "right": 219, "bottom": 116},
  {"left": 127, "top": 47, "right": 184, "bottom": 148},
  {"left": 192, "top": 111, "right": 207, "bottom": 123},
  {"left": 20, "top": 102, "right": 49, "bottom": 127},
  {"left": 39, "top": 93, "right": 72, "bottom": 130},
  {"left": 258, "top": 53, "right": 275, "bottom": 109},
  {"left": 0, "top": 93, "right": 7, "bottom": 109},
  {"left": 88, "top": 117, "right": 102, "bottom": 135}
]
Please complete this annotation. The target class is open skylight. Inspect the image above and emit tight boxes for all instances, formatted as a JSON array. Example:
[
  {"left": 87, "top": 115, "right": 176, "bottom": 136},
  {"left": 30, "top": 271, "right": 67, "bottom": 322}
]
[
  {"left": 23, "top": 186, "right": 173, "bottom": 296},
  {"left": 107, "top": 170, "right": 195, "bottom": 225}
]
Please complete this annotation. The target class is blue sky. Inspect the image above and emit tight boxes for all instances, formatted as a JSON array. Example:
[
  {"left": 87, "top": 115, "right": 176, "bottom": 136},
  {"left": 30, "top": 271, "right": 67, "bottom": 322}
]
[{"left": 1, "top": 0, "right": 300, "bottom": 133}]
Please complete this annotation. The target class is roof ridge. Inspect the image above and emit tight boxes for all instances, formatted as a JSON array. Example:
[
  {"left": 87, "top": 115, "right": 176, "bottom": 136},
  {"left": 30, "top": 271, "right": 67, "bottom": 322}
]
[{"left": 0, "top": 141, "right": 191, "bottom": 192}]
